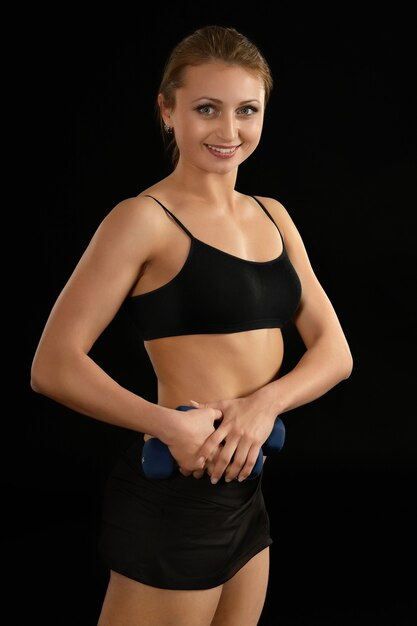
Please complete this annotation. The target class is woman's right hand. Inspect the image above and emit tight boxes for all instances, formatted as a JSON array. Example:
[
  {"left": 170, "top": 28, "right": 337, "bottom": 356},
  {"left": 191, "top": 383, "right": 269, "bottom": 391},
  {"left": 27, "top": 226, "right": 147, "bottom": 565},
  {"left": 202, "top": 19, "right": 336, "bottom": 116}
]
[{"left": 168, "top": 405, "right": 223, "bottom": 476}]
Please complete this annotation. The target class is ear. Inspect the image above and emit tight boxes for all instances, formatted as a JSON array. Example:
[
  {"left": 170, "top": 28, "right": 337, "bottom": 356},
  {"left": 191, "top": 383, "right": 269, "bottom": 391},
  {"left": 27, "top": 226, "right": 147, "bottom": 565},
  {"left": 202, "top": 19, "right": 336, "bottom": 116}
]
[{"left": 158, "top": 93, "right": 172, "bottom": 127}]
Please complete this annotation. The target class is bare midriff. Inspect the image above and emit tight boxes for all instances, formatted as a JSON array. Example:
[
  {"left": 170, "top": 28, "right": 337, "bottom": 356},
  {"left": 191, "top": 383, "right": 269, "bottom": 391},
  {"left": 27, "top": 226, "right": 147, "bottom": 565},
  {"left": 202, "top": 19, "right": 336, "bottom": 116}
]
[{"left": 145, "top": 327, "right": 284, "bottom": 409}]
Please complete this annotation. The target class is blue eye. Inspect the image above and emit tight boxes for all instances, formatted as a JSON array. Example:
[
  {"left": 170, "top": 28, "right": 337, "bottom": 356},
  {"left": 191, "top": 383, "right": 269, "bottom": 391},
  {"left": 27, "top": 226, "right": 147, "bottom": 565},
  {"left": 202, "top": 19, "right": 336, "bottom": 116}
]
[
  {"left": 195, "top": 104, "right": 215, "bottom": 115},
  {"left": 238, "top": 106, "right": 258, "bottom": 116}
]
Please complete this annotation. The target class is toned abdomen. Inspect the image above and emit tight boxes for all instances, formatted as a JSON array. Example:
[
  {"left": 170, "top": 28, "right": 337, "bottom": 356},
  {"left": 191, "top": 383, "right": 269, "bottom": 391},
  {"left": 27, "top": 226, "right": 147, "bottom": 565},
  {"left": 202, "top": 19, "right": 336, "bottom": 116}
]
[{"left": 145, "top": 328, "right": 284, "bottom": 408}]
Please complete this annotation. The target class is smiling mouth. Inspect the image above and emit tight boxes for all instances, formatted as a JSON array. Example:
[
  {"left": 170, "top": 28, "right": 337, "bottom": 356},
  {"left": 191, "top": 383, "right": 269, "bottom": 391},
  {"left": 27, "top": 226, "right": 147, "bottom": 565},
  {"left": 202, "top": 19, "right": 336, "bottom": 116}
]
[{"left": 204, "top": 144, "right": 241, "bottom": 157}]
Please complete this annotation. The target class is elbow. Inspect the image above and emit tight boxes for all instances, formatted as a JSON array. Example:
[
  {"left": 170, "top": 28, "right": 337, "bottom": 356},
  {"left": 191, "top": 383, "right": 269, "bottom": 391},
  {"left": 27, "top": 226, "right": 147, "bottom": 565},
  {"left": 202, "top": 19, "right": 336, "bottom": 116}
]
[
  {"left": 30, "top": 360, "right": 48, "bottom": 396},
  {"left": 321, "top": 335, "right": 353, "bottom": 385},
  {"left": 30, "top": 352, "right": 58, "bottom": 397},
  {"left": 338, "top": 344, "right": 354, "bottom": 381},
  {"left": 31, "top": 346, "right": 83, "bottom": 400},
  {"left": 30, "top": 373, "right": 47, "bottom": 396},
  {"left": 341, "top": 356, "right": 353, "bottom": 381}
]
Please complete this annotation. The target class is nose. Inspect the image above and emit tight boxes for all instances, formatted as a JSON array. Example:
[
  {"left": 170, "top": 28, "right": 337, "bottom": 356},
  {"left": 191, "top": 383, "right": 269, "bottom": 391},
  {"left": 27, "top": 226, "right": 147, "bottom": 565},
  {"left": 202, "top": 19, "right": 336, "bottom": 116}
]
[{"left": 216, "top": 110, "right": 238, "bottom": 143}]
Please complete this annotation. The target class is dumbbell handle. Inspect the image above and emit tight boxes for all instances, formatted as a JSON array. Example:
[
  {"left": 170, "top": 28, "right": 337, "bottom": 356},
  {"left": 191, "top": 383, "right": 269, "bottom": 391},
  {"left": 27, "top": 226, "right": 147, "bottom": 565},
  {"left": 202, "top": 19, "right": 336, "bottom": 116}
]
[{"left": 141, "top": 405, "right": 285, "bottom": 480}]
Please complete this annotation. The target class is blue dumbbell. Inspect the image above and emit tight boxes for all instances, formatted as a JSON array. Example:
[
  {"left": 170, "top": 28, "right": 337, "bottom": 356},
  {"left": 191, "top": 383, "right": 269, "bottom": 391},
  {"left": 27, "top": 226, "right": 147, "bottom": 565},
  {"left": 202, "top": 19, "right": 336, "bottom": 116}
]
[{"left": 141, "top": 405, "right": 285, "bottom": 480}]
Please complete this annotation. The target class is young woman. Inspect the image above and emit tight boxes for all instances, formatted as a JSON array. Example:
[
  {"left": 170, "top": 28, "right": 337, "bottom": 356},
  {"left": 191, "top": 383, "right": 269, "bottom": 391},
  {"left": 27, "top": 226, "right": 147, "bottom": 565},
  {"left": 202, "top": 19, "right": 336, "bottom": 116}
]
[{"left": 31, "top": 25, "right": 353, "bottom": 626}]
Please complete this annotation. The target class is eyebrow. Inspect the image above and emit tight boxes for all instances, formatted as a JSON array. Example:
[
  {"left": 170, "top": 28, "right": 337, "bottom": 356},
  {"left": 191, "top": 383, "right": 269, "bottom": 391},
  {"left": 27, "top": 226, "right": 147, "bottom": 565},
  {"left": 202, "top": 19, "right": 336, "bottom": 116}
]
[{"left": 191, "top": 97, "right": 261, "bottom": 105}]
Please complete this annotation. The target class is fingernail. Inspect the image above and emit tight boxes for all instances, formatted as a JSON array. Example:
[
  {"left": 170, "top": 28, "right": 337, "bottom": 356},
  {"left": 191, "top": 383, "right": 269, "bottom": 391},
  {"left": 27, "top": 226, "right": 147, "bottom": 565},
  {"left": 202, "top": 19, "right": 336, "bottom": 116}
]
[
  {"left": 211, "top": 477, "right": 218, "bottom": 484},
  {"left": 198, "top": 456, "right": 206, "bottom": 466}
]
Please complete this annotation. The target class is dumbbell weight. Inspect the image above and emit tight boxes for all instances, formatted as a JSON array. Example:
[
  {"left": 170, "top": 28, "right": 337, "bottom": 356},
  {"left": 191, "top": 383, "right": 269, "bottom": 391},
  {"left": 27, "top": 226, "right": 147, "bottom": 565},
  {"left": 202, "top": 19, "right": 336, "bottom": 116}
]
[{"left": 141, "top": 405, "right": 285, "bottom": 480}]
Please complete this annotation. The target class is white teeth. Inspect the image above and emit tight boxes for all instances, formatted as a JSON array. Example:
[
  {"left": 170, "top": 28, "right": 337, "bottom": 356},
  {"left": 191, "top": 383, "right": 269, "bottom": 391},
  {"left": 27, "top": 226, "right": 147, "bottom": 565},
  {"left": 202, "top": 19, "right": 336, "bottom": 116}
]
[{"left": 207, "top": 145, "right": 236, "bottom": 154}]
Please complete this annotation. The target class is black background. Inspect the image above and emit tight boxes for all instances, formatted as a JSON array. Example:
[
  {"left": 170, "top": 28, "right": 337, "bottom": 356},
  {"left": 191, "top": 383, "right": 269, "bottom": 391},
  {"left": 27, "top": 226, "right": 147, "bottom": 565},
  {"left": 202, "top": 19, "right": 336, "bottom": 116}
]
[{"left": 9, "top": 3, "right": 417, "bottom": 624}]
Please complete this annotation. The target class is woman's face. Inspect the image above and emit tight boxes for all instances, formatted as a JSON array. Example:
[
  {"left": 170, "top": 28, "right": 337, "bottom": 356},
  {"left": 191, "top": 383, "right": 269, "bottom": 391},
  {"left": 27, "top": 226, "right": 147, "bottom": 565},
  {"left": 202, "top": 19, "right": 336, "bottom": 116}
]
[{"left": 164, "top": 61, "right": 266, "bottom": 174}]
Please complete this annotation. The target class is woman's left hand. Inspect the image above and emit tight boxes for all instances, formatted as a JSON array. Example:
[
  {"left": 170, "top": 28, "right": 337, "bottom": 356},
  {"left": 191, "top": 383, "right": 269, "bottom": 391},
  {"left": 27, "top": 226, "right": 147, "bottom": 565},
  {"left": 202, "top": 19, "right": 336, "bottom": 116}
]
[{"left": 191, "top": 393, "right": 278, "bottom": 484}]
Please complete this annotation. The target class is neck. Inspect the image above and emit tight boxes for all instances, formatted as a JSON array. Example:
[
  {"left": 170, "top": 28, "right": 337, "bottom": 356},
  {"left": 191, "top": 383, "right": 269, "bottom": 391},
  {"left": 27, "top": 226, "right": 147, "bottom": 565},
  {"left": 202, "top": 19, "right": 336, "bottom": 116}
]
[{"left": 166, "top": 164, "right": 238, "bottom": 206}]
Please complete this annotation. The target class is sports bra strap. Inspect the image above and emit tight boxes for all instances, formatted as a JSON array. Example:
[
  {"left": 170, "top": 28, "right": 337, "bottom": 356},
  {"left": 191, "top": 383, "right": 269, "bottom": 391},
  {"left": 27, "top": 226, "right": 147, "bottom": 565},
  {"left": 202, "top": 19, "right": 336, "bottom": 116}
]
[
  {"left": 251, "top": 195, "right": 280, "bottom": 232},
  {"left": 144, "top": 195, "right": 193, "bottom": 238},
  {"left": 145, "top": 194, "right": 280, "bottom": 240}
]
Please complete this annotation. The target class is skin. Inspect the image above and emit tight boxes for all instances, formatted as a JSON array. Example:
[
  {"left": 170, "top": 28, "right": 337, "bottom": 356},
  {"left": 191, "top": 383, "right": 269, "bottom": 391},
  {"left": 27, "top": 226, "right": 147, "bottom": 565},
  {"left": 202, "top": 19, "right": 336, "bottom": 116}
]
[{"left": 31, "top": 61, "right": 353, "bottom": 625}]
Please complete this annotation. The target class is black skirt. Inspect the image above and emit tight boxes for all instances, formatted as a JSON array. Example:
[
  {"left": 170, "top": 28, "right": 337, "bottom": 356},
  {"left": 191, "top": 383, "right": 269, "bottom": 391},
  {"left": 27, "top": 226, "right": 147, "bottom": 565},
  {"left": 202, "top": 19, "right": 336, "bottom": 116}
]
[{"left": 98, "top": 435, "right": 273, "bottom": 590}]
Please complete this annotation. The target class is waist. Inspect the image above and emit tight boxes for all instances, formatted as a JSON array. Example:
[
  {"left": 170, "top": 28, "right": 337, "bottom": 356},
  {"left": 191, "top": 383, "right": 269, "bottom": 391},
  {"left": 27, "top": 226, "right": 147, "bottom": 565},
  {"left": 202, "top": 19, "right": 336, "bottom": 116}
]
[{"left": 145, "top": 328, "right": 284, "bottom": 407}]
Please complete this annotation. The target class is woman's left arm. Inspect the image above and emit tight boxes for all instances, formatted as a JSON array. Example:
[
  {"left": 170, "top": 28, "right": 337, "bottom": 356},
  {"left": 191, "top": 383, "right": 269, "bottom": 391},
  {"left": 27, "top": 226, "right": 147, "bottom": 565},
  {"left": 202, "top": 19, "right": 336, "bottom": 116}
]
[
  {"left": 256, "top": 197, "right": 354, "bottom": 412},
  {"left": 199, "top": 197, "right": 353, "bottom": 483}
]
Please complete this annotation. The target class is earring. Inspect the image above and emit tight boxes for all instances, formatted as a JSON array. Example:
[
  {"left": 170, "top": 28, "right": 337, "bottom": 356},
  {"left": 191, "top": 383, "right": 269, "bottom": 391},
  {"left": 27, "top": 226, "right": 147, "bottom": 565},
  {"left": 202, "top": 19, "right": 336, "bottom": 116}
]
[{"left": 164, "top": 122, "right": 172, "bottom": 134}]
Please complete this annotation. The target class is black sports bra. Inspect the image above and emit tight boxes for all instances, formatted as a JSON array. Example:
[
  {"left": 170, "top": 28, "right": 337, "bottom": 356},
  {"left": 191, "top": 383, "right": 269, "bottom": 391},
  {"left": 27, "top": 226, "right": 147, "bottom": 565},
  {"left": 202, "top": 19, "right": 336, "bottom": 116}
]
[{"left": 124, "top": 195, "right": 302, "bottom": 340}]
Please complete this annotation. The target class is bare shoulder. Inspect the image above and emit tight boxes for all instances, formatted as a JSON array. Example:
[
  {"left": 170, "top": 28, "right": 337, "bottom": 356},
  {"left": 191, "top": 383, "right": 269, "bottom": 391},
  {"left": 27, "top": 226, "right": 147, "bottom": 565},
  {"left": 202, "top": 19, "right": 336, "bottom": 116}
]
[
  {"left": 252, "top": 194, "right": 315, "bottom": 273},
  {"left": 92, "top": 193, "right": 172, "bottom": 257},
  {"left": 100, "top": 193, "right": 168, "bottom": 233},
  {"left": 252, "top": 195, "right": 298, "bottom": 238}
]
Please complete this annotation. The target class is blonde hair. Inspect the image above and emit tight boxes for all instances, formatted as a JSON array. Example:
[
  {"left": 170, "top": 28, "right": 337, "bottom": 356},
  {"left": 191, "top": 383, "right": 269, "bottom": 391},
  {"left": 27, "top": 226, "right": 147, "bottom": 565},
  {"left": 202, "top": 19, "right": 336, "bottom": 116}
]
[{"left": 157, "top": 25, "right": 273, "bottom": 168}]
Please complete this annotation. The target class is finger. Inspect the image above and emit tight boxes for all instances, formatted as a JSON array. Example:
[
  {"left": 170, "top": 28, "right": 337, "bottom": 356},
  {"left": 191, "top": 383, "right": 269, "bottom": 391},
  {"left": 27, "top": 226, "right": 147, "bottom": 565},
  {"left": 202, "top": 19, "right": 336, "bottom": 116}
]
[
  {"left": 189, "top": 399, "right": 203, "bottom": 408},
  {"left": 209, "top": 440, "right": 237, "bottom": 484},
  {"left": 199, "top": 428, "right": 227, "bottom": 463},
  {"left": 211, "top": 408, "right": 223, "bottom": 422},
  {"left": 192, "top": 468, "right": 205, "bottom": 479},
  {"left": 189, "top": 400, "right": 223, "bottom": 422},
  {"left": 229, "top": 445, "right": 260, "bottom": 482}
]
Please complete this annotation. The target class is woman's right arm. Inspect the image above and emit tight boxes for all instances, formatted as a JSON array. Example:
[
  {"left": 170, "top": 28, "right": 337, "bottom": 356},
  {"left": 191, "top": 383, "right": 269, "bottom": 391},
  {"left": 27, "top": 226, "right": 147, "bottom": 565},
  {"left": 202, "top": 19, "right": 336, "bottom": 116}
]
[{"left": 30, "top": 196, "right": 220, "bottom": 467}]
